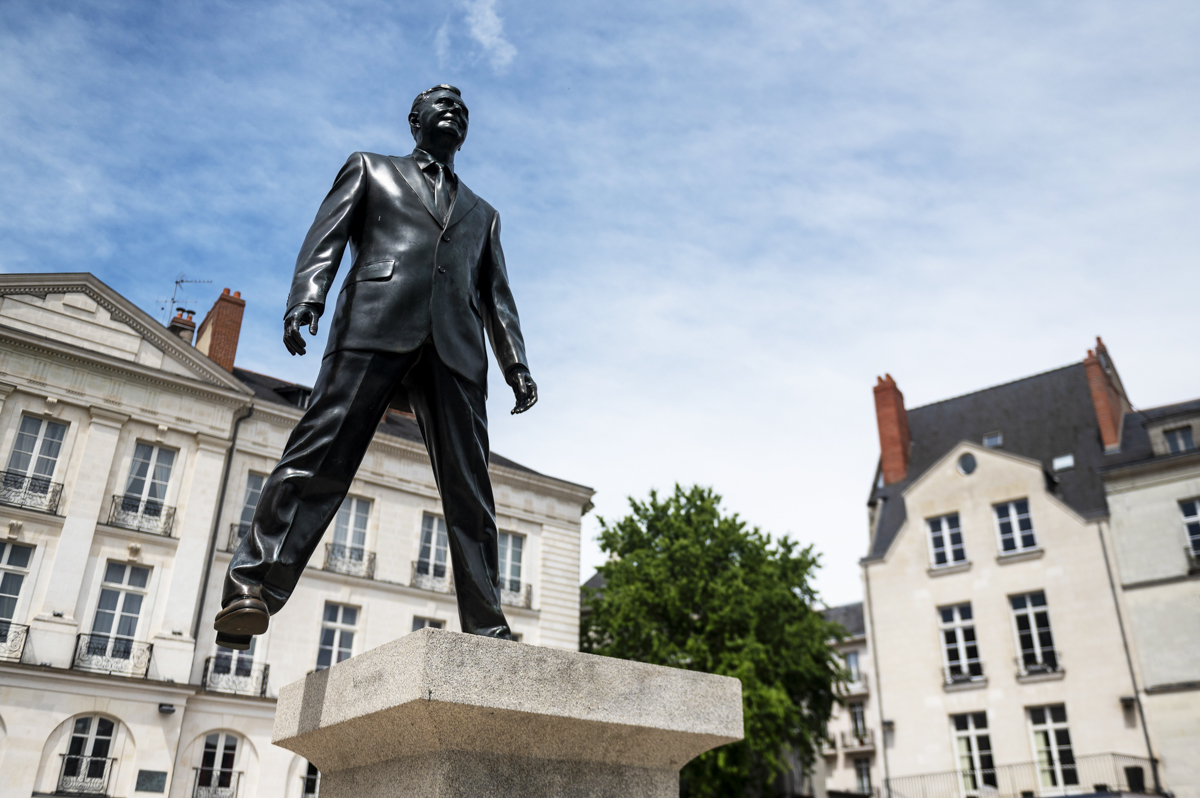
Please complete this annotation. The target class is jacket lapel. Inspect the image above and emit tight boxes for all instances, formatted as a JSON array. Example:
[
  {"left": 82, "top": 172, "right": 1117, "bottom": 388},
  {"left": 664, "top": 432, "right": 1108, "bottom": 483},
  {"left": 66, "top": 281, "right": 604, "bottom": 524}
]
[
  {"left": 446, "top": 181, "right": 480, "bottom": 230},
  {"left": 387, "top": 155, "right": 443, "bottom": 227}
]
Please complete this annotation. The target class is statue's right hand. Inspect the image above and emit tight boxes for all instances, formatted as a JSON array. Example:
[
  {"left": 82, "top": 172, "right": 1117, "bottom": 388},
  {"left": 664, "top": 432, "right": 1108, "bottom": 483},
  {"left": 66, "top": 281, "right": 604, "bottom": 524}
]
[{"left": 283, "top": 304, "right": 320, "bottom": 356}]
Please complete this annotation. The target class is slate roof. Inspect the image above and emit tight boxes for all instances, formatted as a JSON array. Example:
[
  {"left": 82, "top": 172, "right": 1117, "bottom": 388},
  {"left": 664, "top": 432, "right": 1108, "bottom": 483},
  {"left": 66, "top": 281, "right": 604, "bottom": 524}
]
[
  {"left": 823, "top": 601, "right": 865, "bottom": 637},
  {"left": 232, "top": 366, "right": 541, "bottom": 476},
  {"left": 1102, "top": 398, "right": 1200, "bottom": 469},
  {"left": 865, "top": 363, "right": 1111, "bottom": 561}
]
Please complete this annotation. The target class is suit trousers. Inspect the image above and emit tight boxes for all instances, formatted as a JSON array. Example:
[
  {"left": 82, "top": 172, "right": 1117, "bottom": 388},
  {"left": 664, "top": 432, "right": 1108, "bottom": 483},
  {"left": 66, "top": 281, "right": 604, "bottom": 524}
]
[{"left": 223, "top": 343, "right": 511, "bottom": 637}]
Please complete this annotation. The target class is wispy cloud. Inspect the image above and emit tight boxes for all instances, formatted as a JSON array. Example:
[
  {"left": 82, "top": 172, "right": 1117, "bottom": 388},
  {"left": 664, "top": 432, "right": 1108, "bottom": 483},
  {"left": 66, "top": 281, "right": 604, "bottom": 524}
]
[{"left": 459, "top": 0, "right": 517, "bottom": 70}]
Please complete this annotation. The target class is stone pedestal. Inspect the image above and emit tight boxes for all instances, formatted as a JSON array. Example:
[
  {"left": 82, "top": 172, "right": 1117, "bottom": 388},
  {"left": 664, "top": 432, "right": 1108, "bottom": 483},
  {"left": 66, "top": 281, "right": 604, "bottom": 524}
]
[{"left": 272, "top": 628, "right": 744, "bottom": 797}]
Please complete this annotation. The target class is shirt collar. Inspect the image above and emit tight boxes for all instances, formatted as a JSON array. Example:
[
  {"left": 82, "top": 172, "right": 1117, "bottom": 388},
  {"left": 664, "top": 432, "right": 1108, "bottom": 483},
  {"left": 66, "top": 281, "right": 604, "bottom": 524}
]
[{"left": 412, "top": 148, "right": 456, "bottom": 182}]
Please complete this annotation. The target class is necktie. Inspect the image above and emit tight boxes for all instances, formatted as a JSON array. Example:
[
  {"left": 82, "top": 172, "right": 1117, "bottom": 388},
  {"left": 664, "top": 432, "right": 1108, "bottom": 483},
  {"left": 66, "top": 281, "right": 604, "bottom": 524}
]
[{"left": 431, "top": 163, "right": 452, "bottom": 224}]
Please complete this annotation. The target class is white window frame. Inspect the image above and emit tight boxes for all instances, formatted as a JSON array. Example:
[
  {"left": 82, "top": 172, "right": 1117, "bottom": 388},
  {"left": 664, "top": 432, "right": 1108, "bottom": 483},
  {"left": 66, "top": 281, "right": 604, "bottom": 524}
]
[
  {"left": 848, "top": 701, "right": 867, "bottom": 739},
  {"left": 994, "top": 499, "right": 1038, "bottom": 554},
  {"left": 418, "top": 513, "right": 449, "bottom": 578},
  {"left": 197, "top": 731, "right": 241, "bottom": 792},
  {"left": 62, "top": 714, "right": 118, "bottom": 793},
  {"left": 854, "top": 758, "right": 872, "bottom": 794},
  {"left": 951, "top": 712, "right": 995, "bottom": 792},
  {"left": 983, "top": 431, "right": 1003, "bottom": 448},
  {"left": 938, "top": 603, "right": 983, "bottom": 682},
  {"left": 333, "top": 496, "right": 371, "bottom": 562},
  {"left": 316, "top": 602, "right": 358, "bottom": 670},
  {"left": 238, "top": 472, "right": 265, "bottom": 528},
  {"left": 88, "top": 562, "right": 151, "bottom": 661},
  {"left": 498, "top": 531, "right": 524, "bottom": 593},
  {"left": 1028, "top": 704, "right": 1079, "bottom": 791},
  {"left": 1009, "top": 590, "right": 1058, "bottom": 674},
  {"left": 844, "top": 649, "right": 861, "bottom": 683},
  {"left": 0, "top": 542, "right": 34, "bottom": 629},
  {"left": 412, "top": 616, "right": 445, "bottom": 632},
  {"left": 6, "top": 415, "right": 68, "bottom": 481},
  {"left": 926, "top": 513, "right": 966, "bottom": 568},
  {"left": 1180, "top": 498, "right": 1200, "bottom": 558},
  {"left": 1164, "top": 426, "right": 1196, "bottom": 454},
  {"left": 121, "top": 442, "right": 177, "bottom": 512}
]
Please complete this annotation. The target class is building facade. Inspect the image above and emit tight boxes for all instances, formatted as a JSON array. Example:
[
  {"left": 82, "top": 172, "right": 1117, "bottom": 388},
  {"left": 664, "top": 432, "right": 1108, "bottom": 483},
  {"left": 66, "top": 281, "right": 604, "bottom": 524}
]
[
  {"left": 821, "top": 602, "right": 879, "bottom": 798},
  {"left": 0, "top": 273, "right": 594, "bottom": 798},
  {"left": 856, "top": 340, "right": 1174, "bottom": 798}
]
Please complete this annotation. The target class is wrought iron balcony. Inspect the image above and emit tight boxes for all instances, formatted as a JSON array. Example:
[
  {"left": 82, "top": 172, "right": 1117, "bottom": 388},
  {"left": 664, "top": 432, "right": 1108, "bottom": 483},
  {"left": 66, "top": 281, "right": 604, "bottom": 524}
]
[
  {"left": 58, "top": 754, "right": 116, "bottom": 795},
  {"left": 821, "top": 735, "right": 837, "bottom": 755},
  {"left": 841, "top": 728, "right": 875, "bottom": 751},
  {"left": 882, "top": 752, "right": 1157, "bottom": 798},
  {"left": 0, "top": 621, "right": 29, "bottom": 663},
  {"left": 412, "top": 559, "right": 454, "bottom": 594},
  {"left": 193, "top": 768, "right": 242, "bottom": 798},
  {"left": 943, "top": 664, "right": 986, "bottom": 687},
  {"left": 1016, "top": 652, "right": 1062, "bottom": 679},
  {"left": 500, "top": 582, "right": 533, "bottom": 608},
  {"left": 0, "top": 470, "right": 64, "bottom": 513},
  {"left": 323, "top": 543, "right": 376, "bottom": 579},
  {"left": 107, "top": 494, "right": 176, "bottom": 536},
  {"left": 226, "top": 522, "right": 250, "bottom": 553},
  {"left": 202, "top": 655, "right": 270, "bottom": 697},
  {"left": 72, "top": 633, "right": 154, "bottom": 678}
]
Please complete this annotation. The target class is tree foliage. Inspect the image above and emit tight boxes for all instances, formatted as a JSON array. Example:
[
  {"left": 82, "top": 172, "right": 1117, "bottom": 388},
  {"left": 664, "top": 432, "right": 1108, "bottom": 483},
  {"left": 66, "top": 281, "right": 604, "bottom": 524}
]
[{"left": 581, "top": 485, "right": 844, "bottom": 797}]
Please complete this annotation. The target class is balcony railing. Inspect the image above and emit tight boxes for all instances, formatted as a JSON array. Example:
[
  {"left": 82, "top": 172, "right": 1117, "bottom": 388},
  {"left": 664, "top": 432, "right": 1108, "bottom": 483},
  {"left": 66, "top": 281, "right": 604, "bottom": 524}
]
[
  {"left": 58, "top": 754, "right": 116, "bottom": 795},
  {"left": 226, "top": 522, "right": 250, "bottom": 553},
  {"left": 882, "top": 752, "right": 1157, "bottom": 798},
  {"left": 72, "top": 633, "right": 154, "bottom": 678},
  {"left": 0, "top": 470, "right": 64, "bottom": 513},
  {"left": 944, "top": 664, "right": 986, "bottom": 687},
  {"left": 841, "top": 672, "right": 869, "bottom": 695},
  {"left": 202, "top": 655, "right": 270, "bottom": 697},
  {"left": 841, "top": 728, "right": 875, "bottom": 750},
  {"left": 107, "top": 494, "right": 176, "bottom": 536},
  {"left": 323, "top": 543, "right": 376, "bottom": 579},
  {"left": 0, "top": 621, "right": 29, "bottom": 663},
  {"left": 1016, "top": 652, "right": 1062, "bottom": 679},
  {"left": 501, "top": 582, "right": 533, "bottom": 608},
  {"left": 412, "top": 559, "right": 454, "bottom": 594},
  {"left": 193, "top": 768, "right": 242, "bottom": 798}
]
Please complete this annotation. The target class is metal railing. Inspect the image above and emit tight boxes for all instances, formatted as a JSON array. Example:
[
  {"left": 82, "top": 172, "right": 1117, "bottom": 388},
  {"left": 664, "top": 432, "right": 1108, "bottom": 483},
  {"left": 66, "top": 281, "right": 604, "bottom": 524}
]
[
  {"left": 943, "top": 664, "right": 986, "bottom": 686},
  {"left": 193, "top": 768, "right": 242, "bottom": 798},
  {"left": 107, "top": 494, "right": 176, "bottom": 536},
  {"left": 0, "top": 621, "right": 29, "bottom": 663},
  {"left": 841, "top": 672, "right": 870, "bottom": 695},
  {"left": 841, "top": 728, "right": 875, "bottom": 750},
  {"left": 0, "top": 470, "right": 64, "bottom": 513},
  {"left": 882, "top": 752, "right": 1157, "bottom": 798},
  {"left": 1016, "top": 652, "right": 1062, "bottom": 679},
  {"left": 72, "top": 633, "right": 154, "bottom": 678},
  {"left": 226, "top": 522, "right": 250, "bottom": 553},
  {"left": 58, "top": 754, "right": 116, "bottom": 795},
  {"left": 202, "top": 656, "right": 270, "bottom": 697},
  {"left": 501, "top": 582, "right": 533, "bottom": 608},
  {"left": 412, "top": 559, "right": 454, "bottom": 594},
  {"left": 323, "top": 543, "right": 376, "bottom": 579}
]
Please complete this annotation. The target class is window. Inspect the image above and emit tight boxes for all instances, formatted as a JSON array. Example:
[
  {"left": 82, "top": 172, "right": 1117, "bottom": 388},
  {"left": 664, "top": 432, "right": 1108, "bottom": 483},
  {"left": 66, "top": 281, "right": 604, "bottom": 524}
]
[
  {"left": 1052, "top": 454, "right": 1075, "bottom": 471},
  {"left": 122, "top": 443, "right": 175, "bottom": 513},
  {"left": 316, "top": 602, "right": 357, "bottom": 670},
  {"left": 1010, "top": 591, "right": 1057, "bottom": 674},
  {"left": 844, "top": 650, "right": 861, "bottom": 682},
  {"left": 848, "top": 701, "right": 867, "bottom": 738},
  {"left": 88, "top": 563, "right": 149, "bottom": 659},
  {"left": 6, "top": 415, "right": 67, "bottom": 480},
  {"left": 0, "top": 542, "right": 33, "bottom": 634},
  {"left": 1029, "top": 705, "right": 1078, "bottom": 788},
  {"left": 333, "top": 496, "right": 370, "bottom": 559},
  {"left": 1181, "top": 500, "right": 1200, "bottom": 557},
  {"left": 927, "top": 513, "right": 966, "bottom": 567},
  {"left": 854, "top": 758, "right": 872, "bottom": 794},
  {"left": 198, "top": 732, "right": 239, "bottom": 793},
  {"left": 412, "top": 617, "right": 445, "bottom": 632},
  {"left": 236, "top": 474, "right": 264, "bottom": 536},
  {"left": 983, "top": 432, "right": 1003, "bottom": 448},
  {"left": 952, "top": 712, "right": 995, "bottom": 791},
  {"left": 418, "top": 514, "right": 449, "bottom": 578},
  {"left": 302, "top": 762, "right": 321, "bottom": 796},
  {"left": 1165, "top": 426, "right": 1196, "bottom": 454},
  {"left": 994, "top": 499, "right": 1037, "bottom": 553},
  {"left": 213, "top": 637, "right": 255, "bottom": 678},
  {"left": 61, "top": 715, "right": 116, "bottom": 793},
  {"left": 939, "top": 603, "right": 983, "bottom": 682},
  {"left": 498, "top": 531, "right": 524, "bottom": 592}
]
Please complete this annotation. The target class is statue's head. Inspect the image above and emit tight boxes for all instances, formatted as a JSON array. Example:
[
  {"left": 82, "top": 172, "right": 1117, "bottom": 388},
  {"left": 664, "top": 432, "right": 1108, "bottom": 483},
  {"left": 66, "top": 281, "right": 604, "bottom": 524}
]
[{"left": 409, "top": 84, "right": 469, "bottom": 151}]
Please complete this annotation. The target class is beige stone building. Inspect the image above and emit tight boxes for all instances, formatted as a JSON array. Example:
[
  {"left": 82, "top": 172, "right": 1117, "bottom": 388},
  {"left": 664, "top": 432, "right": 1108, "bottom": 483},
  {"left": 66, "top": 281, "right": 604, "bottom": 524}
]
[
  {"left": 854, "top": 340, "right": 1172, "bottom": 798},
  {"left": 820, "top": 602, "right": 878, "bottom": 797},
  {"left": 0, "top": 272, "right": 593, "bottom": 797}
]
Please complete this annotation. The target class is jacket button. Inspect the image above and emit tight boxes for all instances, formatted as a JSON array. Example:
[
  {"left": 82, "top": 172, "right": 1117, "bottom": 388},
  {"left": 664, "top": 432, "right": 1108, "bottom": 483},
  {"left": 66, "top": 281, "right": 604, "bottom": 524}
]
[
  {"left": 442, "top": 233, "right": 451, "bottom": 242},
  {"left": 438, "top": 267, "right": 446, "bottom": 273}
]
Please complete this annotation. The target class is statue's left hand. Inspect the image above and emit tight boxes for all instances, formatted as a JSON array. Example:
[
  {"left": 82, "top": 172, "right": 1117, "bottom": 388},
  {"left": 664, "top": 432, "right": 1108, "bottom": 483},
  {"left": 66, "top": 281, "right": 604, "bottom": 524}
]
[{"left": 507, "top": 367, "right": 538, "bottom": 415}]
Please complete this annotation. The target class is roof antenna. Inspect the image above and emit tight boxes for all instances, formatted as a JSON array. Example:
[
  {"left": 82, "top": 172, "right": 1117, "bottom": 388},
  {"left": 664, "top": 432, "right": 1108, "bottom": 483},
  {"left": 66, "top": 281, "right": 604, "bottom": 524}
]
[{"left": 156, "top": 274, "right": 212, "bottom": 323}]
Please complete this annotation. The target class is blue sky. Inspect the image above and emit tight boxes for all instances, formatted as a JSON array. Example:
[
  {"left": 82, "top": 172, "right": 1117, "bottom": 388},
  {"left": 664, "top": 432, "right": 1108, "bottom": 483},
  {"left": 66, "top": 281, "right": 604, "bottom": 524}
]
[{"left": 2, "top": 1, "right": 1198, "bottom": 606}]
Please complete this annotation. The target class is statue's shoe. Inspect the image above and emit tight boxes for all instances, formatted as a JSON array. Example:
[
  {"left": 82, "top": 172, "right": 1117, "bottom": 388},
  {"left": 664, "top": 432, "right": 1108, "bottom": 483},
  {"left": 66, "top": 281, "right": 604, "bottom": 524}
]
[{"left": 214, "top": 596, "right": 269, "bottom": 650}]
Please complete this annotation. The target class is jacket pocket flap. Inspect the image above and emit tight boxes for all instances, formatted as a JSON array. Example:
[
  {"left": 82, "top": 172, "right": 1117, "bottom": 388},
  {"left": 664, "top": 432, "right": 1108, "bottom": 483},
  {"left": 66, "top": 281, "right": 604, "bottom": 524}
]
[{"left": 351, "top": 260, "right": 394, "bottom": 282}]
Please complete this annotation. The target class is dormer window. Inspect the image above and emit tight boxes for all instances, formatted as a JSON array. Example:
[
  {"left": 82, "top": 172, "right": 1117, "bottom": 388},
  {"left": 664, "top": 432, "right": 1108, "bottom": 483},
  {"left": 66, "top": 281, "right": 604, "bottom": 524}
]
[
  {"left": 983, "top": 432, "right": 1003, "bottom": 448},
  {"left": 1165, "top": 426, "right": 1196, "bottom": 454},
  {"left": 1051, "top": 454, "right": 1075, "bottom": 472},
  {"left": 274, "top": 386, "right": 313, "bottom": 409}
]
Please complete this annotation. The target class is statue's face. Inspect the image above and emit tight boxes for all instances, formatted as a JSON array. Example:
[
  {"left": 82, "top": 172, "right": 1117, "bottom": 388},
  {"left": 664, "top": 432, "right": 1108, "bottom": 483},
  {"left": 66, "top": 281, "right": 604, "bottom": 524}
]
[{"left": 413, "top": 90, "right": 469, "bottom": 147}]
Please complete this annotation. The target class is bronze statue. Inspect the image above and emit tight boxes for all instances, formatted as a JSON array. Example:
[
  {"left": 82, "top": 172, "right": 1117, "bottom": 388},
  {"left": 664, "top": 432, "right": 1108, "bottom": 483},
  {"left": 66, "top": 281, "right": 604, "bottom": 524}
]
[{"left": 214, "top": 85, "right": 536, "bottom": 650}]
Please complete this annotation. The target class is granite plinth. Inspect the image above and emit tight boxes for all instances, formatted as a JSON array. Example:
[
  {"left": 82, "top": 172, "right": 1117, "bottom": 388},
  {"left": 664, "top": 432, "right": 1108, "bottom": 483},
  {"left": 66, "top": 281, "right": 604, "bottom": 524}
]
[{"left": 272, "top": 628, "right": 744, "bottom": 797}]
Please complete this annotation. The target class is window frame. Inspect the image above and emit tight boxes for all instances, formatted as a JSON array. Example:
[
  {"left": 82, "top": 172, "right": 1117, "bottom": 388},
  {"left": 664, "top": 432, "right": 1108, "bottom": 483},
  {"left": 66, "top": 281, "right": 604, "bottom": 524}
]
[
  {"left": 196, "top": 731, "right": 241, "bottom": 790},
  {"left": 993, "top": 498, "right": 1038, "bottom": 554},
  {"left": 926, "top": 513, "right": 967, "bottom": 568},
  {"left": 418, "top": 513, "right": 450, "bottom": 578},
  {"left": 1179, "top": 498, "right": 1200, "bottom": 557},
  {"left": 1164, "top": 426, "right": 1196, "bottom": 454},
  {"left": 88, "top": 561, "right": 151, "bottom": 660},
  {"left": 333, "top": 495, "right": 372, "bottom": 557},
  {"left": 412, "top": 616, "right": 445, "bottom": 632},
  {"left": 316, "top": 602, "right": 358, "bottom": 671},
  {"left": 121, "top": 442, "right": 178, "bottom": 512},
  {"left": 938, "top": 603, "right": 983, "bottom": 683},
  {"left": 6, "top": 414, "right": 68, "bottom": 481},
  {"left": 0, "top": 542, "right": 35, "bottom": 628},
  {"left": 1009, "top": 590, "right": 1058, "bottom": 675},
  {"left": 497, "top": 530, "right": 525, "bottom": 593},
  {"left": 1027, "top": 704, "right": 1079, "bottom": 789},
  {"left": 854, "top": 757, "right": 872, "bottom": 794},
  {"left": 951, "top": 712, "right": 996, "bottom": 791}
]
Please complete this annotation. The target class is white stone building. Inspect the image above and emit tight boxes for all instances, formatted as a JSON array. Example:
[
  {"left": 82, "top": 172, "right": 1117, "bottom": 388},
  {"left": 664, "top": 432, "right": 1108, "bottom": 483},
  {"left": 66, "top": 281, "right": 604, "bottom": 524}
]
[
  {"left": 852, "top": 340, "right": 1175, "bottom": 798},
  {"left": 820, "top": 602, "right": 878, "bottom": 798},
  {"left": 0, "top": 272, "right": 593, "bottom": 798}
]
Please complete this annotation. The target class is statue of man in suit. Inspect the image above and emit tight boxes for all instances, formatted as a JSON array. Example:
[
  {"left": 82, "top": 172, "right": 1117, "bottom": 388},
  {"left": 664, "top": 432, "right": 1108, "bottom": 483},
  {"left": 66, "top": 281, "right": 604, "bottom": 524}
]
[{"left": 214, "top": 85, "right": 537, "bottom": 650}]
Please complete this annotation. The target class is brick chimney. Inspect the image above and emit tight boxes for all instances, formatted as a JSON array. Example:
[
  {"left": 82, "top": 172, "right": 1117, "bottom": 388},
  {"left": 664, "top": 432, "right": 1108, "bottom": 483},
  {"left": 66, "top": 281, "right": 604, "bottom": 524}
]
[
  {"left": 195, "top": 288, "right": 246, "bottom": 372},
  {"left": 166, "top": 308, "right": 196, "bottom": 344},
  {"left": 1083, "top": 336, "right": 1130, "bottom": 452},
  {"left": 874, "top": 373, "right": 911, "bottom": 485}
]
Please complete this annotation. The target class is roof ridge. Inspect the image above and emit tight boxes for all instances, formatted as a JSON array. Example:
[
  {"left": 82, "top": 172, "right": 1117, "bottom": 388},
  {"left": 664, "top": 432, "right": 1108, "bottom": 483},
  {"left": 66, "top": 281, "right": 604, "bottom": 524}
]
[{"left": 909, "top": 361, "right": 1081, "bottom": 412}]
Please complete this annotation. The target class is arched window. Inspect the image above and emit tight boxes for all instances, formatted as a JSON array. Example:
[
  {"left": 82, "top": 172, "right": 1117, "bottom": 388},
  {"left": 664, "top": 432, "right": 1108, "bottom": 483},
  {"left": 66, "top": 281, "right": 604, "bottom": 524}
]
[
  {"left": 302, "top": 761, "right": 320, "bottom": 796},
  {"left": 59, "top": 715, "right": 117, "bottom": 795},
  {"left": 195, "top": 732, "right": 240, "bottom": 798}
]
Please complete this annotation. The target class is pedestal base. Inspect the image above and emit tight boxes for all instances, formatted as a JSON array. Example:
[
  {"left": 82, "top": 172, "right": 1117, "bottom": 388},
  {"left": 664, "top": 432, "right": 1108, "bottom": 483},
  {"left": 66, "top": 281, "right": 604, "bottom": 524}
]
[{"left": 272, "top": 628, "right": 743, "bottom": 797}]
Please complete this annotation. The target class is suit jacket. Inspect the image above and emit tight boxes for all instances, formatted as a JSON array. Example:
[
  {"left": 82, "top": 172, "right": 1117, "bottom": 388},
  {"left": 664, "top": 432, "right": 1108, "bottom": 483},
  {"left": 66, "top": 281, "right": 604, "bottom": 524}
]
[{"left": 287, "top": 151, "right": 528, "bottom": 391}]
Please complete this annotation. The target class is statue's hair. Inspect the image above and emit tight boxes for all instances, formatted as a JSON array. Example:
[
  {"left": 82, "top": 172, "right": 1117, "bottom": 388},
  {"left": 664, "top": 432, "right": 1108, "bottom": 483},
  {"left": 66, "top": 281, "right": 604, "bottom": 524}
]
[{"left": 409, "top": 84, "right": 464, "bottom": 137}]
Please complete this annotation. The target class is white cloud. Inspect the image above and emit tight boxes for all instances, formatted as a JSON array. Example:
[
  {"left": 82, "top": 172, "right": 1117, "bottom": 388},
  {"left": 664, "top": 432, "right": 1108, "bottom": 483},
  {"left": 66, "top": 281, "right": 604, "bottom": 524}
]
[{"left": 459, "top": 0, "right": 517, "bottom": 70}]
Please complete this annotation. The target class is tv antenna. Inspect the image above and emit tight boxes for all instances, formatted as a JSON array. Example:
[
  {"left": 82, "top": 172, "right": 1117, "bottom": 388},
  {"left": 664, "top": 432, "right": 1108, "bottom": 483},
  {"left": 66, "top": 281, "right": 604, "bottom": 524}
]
[{"left": 156, "top": 274, "right": 212, "bottom": 324}]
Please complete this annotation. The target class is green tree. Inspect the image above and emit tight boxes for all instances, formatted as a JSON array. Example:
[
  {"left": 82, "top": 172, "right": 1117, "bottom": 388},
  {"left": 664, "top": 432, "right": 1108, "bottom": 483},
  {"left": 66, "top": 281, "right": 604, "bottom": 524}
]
[{"left": 581, "top": 485, "right": 844, "bottom": 797}]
